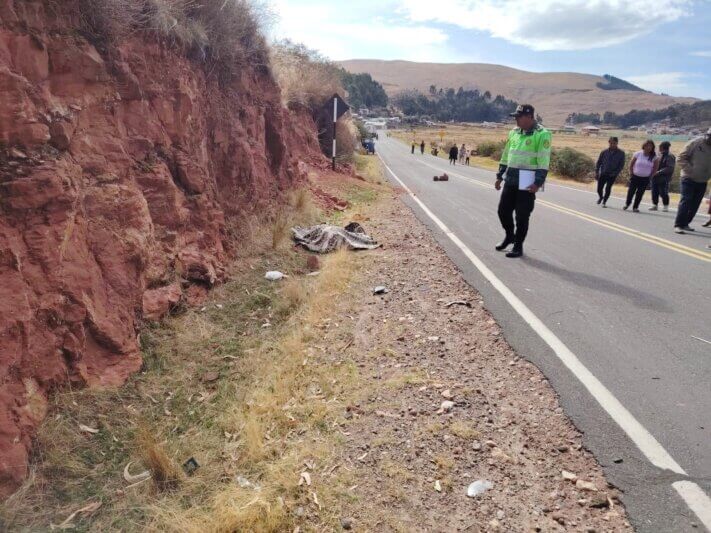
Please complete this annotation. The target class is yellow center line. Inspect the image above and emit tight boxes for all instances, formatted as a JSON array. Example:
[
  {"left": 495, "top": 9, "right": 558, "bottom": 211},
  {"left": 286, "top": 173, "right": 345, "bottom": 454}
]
[{"left": 416, "top": 159, "right": 711, "bottom": 264}]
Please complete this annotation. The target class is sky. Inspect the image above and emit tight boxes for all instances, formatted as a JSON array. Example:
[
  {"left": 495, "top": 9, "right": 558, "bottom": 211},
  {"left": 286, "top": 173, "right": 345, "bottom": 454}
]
[{"left": 270, "top": 0, "right": 711, "bottom": 99}]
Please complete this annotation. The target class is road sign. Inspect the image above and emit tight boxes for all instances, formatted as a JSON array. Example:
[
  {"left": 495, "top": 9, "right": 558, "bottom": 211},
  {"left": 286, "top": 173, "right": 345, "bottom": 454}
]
[{"left": 324, "top": 94, "right": 350, "bottom": 170}]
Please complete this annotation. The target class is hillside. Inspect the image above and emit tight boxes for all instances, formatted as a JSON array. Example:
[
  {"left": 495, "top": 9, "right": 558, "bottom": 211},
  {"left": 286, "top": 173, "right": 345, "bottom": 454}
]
[{"left": 340, "top": 60, "right": 696, "bottom": 125}]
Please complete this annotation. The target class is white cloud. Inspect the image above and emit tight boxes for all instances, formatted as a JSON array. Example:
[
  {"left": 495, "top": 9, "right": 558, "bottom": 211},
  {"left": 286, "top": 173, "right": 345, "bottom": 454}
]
[
  {"left": 272, "top": 0, "right": 450, "bottom": 61},
  {"left": 399, "top": 0, "right": 692, "bottom": 51},
  {"left": 690, "top": 50, "right": 711, "bottom": 57},
  {"left": 625, "top": 72, "right": 697, "bottom": 95}
]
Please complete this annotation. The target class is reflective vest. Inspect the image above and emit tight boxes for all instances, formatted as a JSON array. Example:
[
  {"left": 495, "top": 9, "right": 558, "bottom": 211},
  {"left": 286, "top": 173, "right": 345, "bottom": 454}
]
[{"left": 499, "top": 124, "right": 552, "bottom": 186}]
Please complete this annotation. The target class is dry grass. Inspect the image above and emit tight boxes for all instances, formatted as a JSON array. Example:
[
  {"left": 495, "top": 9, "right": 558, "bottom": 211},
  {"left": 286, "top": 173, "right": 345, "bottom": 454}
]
[
  {"left": 1, "top": 171, "right": 385, "bottom": 531},
  {"left": 62, "top": 0, "right": 271, "bottom": 81},
  {"left": 270, "top": 41, "right": 343, "bottom": 109}
]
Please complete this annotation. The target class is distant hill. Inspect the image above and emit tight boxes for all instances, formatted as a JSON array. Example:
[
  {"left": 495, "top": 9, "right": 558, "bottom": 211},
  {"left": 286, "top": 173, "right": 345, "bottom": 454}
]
[{"left": 339, "top": 60, "right": 696, "bottom": 125}]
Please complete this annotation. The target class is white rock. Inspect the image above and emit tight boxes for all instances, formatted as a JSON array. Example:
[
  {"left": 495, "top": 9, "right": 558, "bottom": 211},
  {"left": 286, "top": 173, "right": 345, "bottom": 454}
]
[
  {"left": 440, "top": 400, "right": 455, "bottom": 412},
  {"left": 467, "top": 479, "right": 493, "bottom": 497},
  {"left": 562, "top": 470, "right": 578, "bottom": 482},
  {"left": 576, "top": 479, "right": 598, "bottom": 492},
  {"left": 265, "top": 271, "right": 286, "bottom": 281}
]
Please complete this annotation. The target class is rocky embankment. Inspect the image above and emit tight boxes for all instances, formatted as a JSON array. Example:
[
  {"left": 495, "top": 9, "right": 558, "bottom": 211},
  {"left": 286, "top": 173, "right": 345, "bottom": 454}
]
[{"left": 0, "top": 0, "right": 321, "bottom": 496}]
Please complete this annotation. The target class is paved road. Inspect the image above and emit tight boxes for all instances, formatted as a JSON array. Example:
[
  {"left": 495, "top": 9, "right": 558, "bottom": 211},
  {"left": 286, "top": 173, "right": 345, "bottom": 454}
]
[{"left": 377, "top": 135, "right": 711, "bottom": 532}]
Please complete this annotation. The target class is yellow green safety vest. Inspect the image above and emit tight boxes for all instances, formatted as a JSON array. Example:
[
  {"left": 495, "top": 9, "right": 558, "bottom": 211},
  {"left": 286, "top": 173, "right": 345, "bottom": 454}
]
[{"left": 498, "top": 123, "right": 552, "bottom": 186}]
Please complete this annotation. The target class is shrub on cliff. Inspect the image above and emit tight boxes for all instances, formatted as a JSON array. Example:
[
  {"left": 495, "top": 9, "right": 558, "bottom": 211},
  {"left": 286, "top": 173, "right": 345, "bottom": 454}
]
[
  {"left": 270, "top": 40, "right": 343, "bottom": 110},
  {"left": 73, "top": 0, "right": 271, "bottom": 80}
]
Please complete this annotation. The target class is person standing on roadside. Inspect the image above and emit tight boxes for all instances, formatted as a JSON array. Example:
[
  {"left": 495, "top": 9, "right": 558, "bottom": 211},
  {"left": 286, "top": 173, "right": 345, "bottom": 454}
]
[
  {"left": 624, "top": 140, "right": 658, "bottom": 212},
  {"left": 420, "top": 140, "right": 425, "bottom": 154},
  {"left": 459, "top": 143, "right": 467, "bottom": 164},
  {"left": 595, "top": 136, "right": 625, "bottom": 207},
  {"left": 449, "top": 144, "right": 459, "bottom": 165},
  {"left": 465, "top": 149, "right": 471, "bottom": 166},
  {"left": 674, "top": 128, "right": 711, "bottom": 233},
  {"left": 649, "top": 141, "right": 675, "bottom": 212},
  {"left": 411, "top": 140, "right": 416, "bottom": 154},
  {"left": 495, "top": 104, "right": 552, "bottom": 258}
]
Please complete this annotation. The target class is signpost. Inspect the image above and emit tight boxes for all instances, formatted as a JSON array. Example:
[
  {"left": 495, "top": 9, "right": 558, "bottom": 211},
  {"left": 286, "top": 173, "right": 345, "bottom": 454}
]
[{"left": 326, "top": 93, "right": 350, "bottom": 171}]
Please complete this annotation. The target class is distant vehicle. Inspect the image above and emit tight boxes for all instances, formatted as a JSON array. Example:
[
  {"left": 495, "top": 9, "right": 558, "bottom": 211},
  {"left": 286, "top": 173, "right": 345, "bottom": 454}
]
[{"left": 362, "top": 139, "right": 375, "bottom": 154}]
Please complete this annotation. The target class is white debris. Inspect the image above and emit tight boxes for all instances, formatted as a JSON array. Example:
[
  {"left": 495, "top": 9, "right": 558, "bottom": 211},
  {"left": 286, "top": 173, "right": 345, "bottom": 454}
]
[
  {"left": 467, "top": 479, "right": 493, "bottom": 497},
  {"left": 265, "top": 271, "right": 287, "bottom": 281}
]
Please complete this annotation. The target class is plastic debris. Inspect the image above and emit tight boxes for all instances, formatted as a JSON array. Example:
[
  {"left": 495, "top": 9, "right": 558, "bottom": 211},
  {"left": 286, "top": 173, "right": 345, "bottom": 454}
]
[
  {"left": 467, "top": 479, "right": 493, "bottom": 497},
  {"left": 265, "top": 271, "right": 286, "bottom": 281},
  {"left": 373, "top": 286, "right": 389, "bottom": 295},
  {"left": 182, "top": 457, "right": 200, "bottom": 476},
  {"left": 123, "top": 461, "right": 151, "bottom": 484}
]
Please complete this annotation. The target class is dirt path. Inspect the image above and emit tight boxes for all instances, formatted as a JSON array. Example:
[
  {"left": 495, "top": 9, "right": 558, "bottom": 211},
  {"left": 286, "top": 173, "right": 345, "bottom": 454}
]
[{"left": 321, "top": 187, "right": 632, "bottom": 531}]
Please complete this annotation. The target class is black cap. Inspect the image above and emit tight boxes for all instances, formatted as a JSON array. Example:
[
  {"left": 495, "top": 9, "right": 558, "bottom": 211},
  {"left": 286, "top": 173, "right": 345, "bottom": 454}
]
[{"left": 510, "top": 104, "right": 535, "bottom": 117}]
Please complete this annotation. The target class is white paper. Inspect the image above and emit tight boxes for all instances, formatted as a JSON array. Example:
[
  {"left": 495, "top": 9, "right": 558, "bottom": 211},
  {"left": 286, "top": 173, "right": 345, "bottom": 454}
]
[{"left": 518, "top": 170, "right": 535, "bottom": 190}]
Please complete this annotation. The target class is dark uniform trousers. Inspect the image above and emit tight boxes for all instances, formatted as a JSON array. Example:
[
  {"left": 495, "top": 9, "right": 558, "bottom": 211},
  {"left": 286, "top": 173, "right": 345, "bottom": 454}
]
[{"left": 498, "top": 184, "right": 536, "bottom": 246}]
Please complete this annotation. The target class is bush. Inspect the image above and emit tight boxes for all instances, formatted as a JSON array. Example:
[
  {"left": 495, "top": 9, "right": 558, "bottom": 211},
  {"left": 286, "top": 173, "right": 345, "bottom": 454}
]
[
  {"left": 550, "top": 147, "right": 595, "bottom": 181},
  {"left": 270, "top": 40, "right": 343, "bottom": 109},
  {"left": 70, "top": 0, "right": 271, "bottom": 82},
  {"left": 477, "top": 140, "right": 507, "bottom": 160}
]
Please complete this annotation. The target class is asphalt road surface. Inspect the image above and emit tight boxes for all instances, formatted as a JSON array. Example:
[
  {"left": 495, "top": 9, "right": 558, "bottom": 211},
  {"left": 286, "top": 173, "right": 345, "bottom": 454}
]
[{"left": 376, "top": 134, "right": 711, "bottom": 532}]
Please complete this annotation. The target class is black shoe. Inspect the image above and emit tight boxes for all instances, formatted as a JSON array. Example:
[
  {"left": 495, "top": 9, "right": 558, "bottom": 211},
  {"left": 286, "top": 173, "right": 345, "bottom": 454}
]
[
  {"left": 623, "top": 204, "right": 629, "bottom": 211},
  {"left": 597, "top": 198, "right": 602, "bottom": 205},
  {"left": 495, "top": 237, "right": 514, "bottom": 251},
  {"left": 506, "top": 247, "right": 523, "bottom": 258}
]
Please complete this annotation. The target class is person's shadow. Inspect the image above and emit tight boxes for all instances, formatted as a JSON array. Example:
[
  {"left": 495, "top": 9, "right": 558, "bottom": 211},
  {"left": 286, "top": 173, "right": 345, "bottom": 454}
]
[{"left": 523, "top": 257, "right": 673, "bottom": 313}]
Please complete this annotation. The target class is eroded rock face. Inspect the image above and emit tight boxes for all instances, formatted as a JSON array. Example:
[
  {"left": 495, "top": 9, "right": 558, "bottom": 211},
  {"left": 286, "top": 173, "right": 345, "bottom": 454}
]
[{"left": 0, "top": 0, "right": 321, "bottom": 496}]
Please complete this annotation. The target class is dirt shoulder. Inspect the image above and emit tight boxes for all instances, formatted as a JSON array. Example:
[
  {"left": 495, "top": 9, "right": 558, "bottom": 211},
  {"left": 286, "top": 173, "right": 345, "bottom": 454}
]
[{"left": 324, "top": 178, "right": 632, "bottom": 532}]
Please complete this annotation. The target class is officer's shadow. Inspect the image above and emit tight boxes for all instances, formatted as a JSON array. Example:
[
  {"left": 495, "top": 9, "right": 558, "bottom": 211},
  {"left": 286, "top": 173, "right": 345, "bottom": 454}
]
[{"left": 522, "top": 257, "right": 673, "bottom": 313}]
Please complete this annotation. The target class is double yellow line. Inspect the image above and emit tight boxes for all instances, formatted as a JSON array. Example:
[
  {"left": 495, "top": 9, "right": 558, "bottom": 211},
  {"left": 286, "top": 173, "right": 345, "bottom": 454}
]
[
  {"left": 417, "top": 159, "right": 711, "bottom": 264},
  {"left": 537, "top": 199, "right": 711, "bottom": 263}
]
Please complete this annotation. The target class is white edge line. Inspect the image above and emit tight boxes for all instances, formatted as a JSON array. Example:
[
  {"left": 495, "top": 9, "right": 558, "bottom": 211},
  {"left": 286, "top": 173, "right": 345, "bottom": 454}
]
[{"left": 377, "top": 153, "right": 711, "bottom": 530}]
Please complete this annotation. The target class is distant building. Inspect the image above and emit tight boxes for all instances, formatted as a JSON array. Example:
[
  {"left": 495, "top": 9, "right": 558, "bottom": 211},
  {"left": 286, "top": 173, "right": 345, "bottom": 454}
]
[{"left": 582, "top": 125, "right": 601, "bottom": 136}]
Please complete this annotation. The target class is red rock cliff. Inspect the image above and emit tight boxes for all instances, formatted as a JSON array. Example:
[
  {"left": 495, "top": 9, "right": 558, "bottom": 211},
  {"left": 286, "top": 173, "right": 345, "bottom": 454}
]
[{"left": 0, "top": 0, "right": 322, "bottom": 496}]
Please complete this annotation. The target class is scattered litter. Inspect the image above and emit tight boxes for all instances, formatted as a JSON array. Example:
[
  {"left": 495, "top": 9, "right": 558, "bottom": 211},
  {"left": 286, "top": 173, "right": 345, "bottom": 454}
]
[
  {"left": 215, "top": 304, "right": 223, "bottom": 309},
  {"left": 123, "top": 461, "right": 151, "bottom": 484},
  {"left": 613, "top": 458, "right": 623, "bottom": 464},
  {"left": 445, "top": 300, "right": 471, "bottom": 308},
  {"left": 427, "top": 336, "right": 440, "bottom": 342},
  {"left": 373, "top": 286, "right": 389, "bottom": 295},
  {"left": 467, "top": 479, "right": 493, "bottom": 497},
  {"left": 434, "top": 480, "right": 442, "bottom": 492},
  {"left": 472, "top": 440, "right": 482, "bottom": 451},
  {"left": 433, "top": 173, "right": 449, "bottom": 182},
  {"left": 265, "top": 271, "right": 287, "bottom": 281},
  {"left": 182, "top": 457, "right": 200, "bottom": 476},
  {"left": 299, "top": 472, "right": 312, "bottom": 486},
  {"left": 292, "top": 222, "right": 379, "bottom": 253},
  {"left": 50, "top": 501, "right": 101, "bottom": 530},
  {"left": 78, "top": 423, "right": 99, "bottom": 434}
]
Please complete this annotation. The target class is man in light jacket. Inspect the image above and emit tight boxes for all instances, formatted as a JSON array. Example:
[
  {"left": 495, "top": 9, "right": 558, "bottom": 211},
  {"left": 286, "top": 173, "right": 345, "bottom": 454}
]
[{"left": 674, "top": 128, "right": 711, "bottom": 233}]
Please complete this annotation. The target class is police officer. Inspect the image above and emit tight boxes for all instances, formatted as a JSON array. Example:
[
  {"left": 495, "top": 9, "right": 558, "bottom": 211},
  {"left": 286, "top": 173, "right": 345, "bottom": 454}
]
[{"left": 495, "top": 104, "right": 552, "bottom": 258}]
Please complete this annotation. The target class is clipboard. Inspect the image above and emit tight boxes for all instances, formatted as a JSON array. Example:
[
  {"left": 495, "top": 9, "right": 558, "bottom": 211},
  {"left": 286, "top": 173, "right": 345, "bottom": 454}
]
[{"left": 518, "top": 170, "right": 535, "bottom": 190}]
